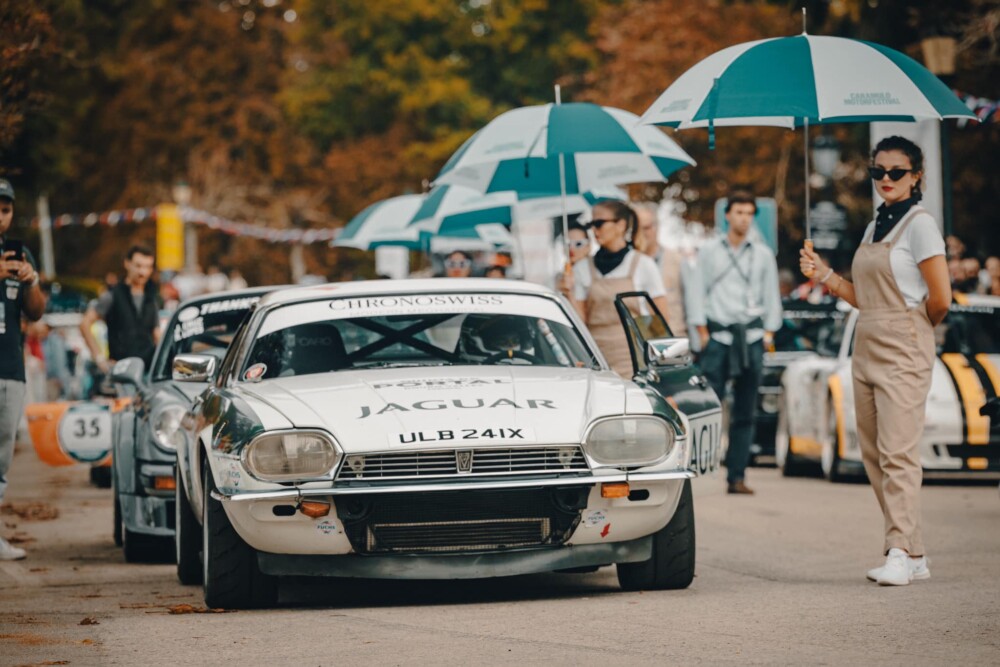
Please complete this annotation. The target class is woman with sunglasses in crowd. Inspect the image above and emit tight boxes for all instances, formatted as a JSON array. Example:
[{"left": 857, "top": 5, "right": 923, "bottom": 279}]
[
  {"left": 566, "top": 222, "right": 592, "bottom": 266},
  {"left": 800, "top": 136, "right": 951, "bottom": 587},
  {"left": 559, "top": 199, "right": 668, "bottom": 378}
]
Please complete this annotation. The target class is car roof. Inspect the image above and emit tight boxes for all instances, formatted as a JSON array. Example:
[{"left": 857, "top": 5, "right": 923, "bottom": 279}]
[
  {"left": 174, "top": 285, "right": 288, "bottom": 311},
  {"left": 257, "top": 278, "right": 560, "bottom": 308}
]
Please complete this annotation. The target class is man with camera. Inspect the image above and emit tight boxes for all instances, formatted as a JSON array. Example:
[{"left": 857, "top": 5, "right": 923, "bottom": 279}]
[{"left": 0, "top": 179, "right": 47, "bottom": 560}]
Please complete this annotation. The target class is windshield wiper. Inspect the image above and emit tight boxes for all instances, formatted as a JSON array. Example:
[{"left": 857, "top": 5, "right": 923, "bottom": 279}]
[{"left": 355, "top": 361, "right": 454, "bottom": 369}]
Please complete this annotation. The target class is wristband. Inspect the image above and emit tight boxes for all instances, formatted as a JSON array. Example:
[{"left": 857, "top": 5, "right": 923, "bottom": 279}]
[
  {"left": 29, "top": 272, "right": 40, "bottom": 287},
  {"left": 819, "top": 268, "right": 834, "bottom": 284}
]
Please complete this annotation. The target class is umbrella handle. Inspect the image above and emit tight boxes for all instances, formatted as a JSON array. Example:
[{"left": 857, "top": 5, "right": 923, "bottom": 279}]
[{"left": 802, "top": 239, "right": 814, "bottom": 277}]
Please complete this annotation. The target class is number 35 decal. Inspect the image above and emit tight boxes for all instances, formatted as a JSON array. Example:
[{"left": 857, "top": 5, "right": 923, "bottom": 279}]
[{"left": 72, "top": 417, "right": 102, "bottom": 439}]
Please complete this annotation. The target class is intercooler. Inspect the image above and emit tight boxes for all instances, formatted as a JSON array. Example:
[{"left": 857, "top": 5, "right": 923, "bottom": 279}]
[{"left": 336, "top": 487, "right": 590, "bottom": 554}]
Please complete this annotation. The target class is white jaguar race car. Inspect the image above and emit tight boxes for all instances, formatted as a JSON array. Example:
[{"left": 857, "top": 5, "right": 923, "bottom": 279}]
[
  {"left": 172, "top": 279, "right": 722, "bottom": 608},
  {"left": 777, "top": 293, "right": 1000, "bottom": 481}
]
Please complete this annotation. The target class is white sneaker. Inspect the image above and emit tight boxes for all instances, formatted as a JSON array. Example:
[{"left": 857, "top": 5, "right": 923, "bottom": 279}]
[
  {"left": 0, "top": 536, "right": 27, "bottom": 561},
  {"left": 875, "top": 548, "right": 913, "bottom": 586},
  {"left": 866, "top": 553, "right": 931, "bottom": 582}
]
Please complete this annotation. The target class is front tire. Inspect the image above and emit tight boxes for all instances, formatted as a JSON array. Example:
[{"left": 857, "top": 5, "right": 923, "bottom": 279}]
[
  {"left": 90, "top": 465, "right": 112, "bottom": 488},
  {"left": 112, "top": 484, "right": 123, "bottom": 547},
  {"left": 175, "top": 467, "right": 203, "bottom": 585},
  {"left": 202, "top": 458, "right": 277, "bottom": 609},
  {"left": 617, "top": 480, "right": 695, "bottom": 591}
]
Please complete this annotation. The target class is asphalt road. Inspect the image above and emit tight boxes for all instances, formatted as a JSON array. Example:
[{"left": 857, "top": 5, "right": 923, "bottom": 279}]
[{"left": 2, "top": 438, "right": 998, "bottom": 667}]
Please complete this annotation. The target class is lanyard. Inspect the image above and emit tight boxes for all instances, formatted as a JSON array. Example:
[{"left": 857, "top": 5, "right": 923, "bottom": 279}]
[{"left": 723, "top": 240, "right": 754, "bottom": 286}]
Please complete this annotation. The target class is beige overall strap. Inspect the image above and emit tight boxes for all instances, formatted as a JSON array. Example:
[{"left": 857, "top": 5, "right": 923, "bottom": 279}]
[{"left": 626, "top": 252, "right": 640, "bottom": 279}]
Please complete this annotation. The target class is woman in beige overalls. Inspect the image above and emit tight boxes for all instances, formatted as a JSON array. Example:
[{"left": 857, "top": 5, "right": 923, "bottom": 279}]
[
  {"left": 559, "top": 200, "right": 669, "bottom": 378},
  {"left": 801, "top": 136, "right": 951, "bottom": 586}
]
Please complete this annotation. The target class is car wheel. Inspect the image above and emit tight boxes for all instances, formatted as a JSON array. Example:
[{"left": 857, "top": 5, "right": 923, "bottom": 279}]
[
  {"left": 776, "top": 396, "right": 813, "bottom": 477},
  {"left": 616, "top": 479, "right": 695, "bottom": 591},
  {"left": 90, "top": 465, "right": 112, "bottom": 488},
  {"left": 121, "top": 517, "right": 162, "bottom": 563},
  {"left": 821, "top": 397, "right": 848, "bottom": 483},
  {"left": 112, "top": 484, "right": 123, "bottom": 547},
  {"left": 175, "top": 467, "right": 203, "bottom": 586},
  {"left": 202, "top": 458, "right": 277, "bottom": 609}
]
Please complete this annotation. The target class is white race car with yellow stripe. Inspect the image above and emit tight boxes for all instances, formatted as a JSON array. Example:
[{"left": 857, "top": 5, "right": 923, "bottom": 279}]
[{"left": 776, "top": 294, "right": 1000, "bottom": 481}]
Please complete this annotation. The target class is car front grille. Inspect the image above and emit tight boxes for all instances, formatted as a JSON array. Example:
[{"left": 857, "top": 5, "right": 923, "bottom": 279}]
[
  {"left": 337, "top": 487, "right": 589, "bottom": 554},
  {"left": 336, "top": 446, "right": 589, "bottom": 481}
]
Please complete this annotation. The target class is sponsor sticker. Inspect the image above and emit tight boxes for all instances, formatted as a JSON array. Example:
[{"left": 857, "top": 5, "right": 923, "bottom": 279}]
[
  {"left": 316, "top": 519, "right": 339, "bottom": 535},
  {"left": 243, "top": 363, "right": 267, "bottom": 382},
  {"left": 583, "top": 510, "right": 606, "bottom": 528}
]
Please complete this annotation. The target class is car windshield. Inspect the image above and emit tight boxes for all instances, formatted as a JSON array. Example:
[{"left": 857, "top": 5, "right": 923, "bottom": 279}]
[
  {"left": 937, "top": 303, "right": 1000, "bottom": 355},
  {"left": 241, "top": 292, "right": 596, "bottom": 380},
  {"left": 151, "top": 296, "right": 261, "bottom": 381},
  {"left": 773, "top": 302, "right": 847, "bottom": 355}
]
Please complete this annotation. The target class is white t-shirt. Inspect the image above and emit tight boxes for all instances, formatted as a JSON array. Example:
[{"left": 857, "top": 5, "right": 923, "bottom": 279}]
[
  {"left": 861, "top": 210, "right": 945, "bottom": 308},
  {"left": 573, "top": 249, "right": 666, "bottom": 302}
]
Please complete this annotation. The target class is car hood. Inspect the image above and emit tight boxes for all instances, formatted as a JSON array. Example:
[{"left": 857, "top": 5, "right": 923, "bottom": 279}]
[{"left": 238, "top": 366, "right": 651, "bottom": 453}]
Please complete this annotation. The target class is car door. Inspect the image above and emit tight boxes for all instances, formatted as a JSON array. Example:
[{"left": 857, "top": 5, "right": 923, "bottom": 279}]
[{"left": 614, "top": 291, "right": 724, "bottom": 476}]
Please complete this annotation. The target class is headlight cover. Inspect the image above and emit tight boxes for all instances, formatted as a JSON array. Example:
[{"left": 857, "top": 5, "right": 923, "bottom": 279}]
[
  {"left": 242, "top": 431, "right": 339, "bottom": 482},
  {"left": 152, "top": 404, "right": 188, "bottom": 452},
  {"left": 584, "top": 417, "right": 675, "bottom": 467}
]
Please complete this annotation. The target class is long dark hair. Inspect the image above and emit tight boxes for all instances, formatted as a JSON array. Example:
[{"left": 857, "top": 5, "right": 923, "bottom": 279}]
[
  {"left": 872, "top": 135, "right": 924, "bottom": 201},
  {"left": 593, "top": 199, "right": 637, "bottom": 244}
]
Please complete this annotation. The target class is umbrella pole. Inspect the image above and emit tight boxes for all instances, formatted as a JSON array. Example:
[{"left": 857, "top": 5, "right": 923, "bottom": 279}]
[
  {"left": 803, "top": 116, "right": 814, "bottom": 276},
  {"left": 555, "top": 84, "right": 571, "bottom": 271}
]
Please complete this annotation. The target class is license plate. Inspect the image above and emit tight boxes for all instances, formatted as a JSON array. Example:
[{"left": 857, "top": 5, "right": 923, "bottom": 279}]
[{"left": 389, "top": 426, "right": 535, "bottom": 446}]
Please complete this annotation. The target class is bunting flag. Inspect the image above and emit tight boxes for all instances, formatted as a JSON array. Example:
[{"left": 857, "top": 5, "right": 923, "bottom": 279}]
[
  {"left": 28, "top": 205, "right": 339, "bottom": 245},
  {"left": 953, "top": 90, "right": 998, "bottom": 126}
]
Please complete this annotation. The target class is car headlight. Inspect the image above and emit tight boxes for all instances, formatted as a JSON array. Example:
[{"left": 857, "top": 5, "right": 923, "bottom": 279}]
[
  {"left": 152, "top": 405, "right": 188, "bottom": 452},
  {"left": 242, "top": 431, "right": 339, "bottom": 482},
  {"left": 584, "top": 417, "right": 675, "bottom": 467}
]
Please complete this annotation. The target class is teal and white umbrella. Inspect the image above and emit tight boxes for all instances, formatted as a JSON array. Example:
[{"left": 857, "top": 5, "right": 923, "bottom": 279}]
[
  {"left": 435, "top": 102, "right": 695, "bottom": 194},
  {"left": 407, "top": 183, "right": 625, "bottom": 237},
  {"left": 640, "top": 34, "right": 975, "bottom": 130},
  {"left": 333, "top": 192, "right": 520, "bottom": 251},
  {"left": 333, "top": 195, "right": 423, "bottom": 250},
  {"left": 638, "top": 29, "right": 976, "bottom": 242}
]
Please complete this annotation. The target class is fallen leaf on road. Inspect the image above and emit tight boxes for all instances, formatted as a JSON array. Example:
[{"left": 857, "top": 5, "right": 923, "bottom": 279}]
[
  {"left": 166, "top": 604, "right": 235, "bottom": 615},
  {"left": 0, "top": 632, "right": 59, "bottom": 645},
  {"left": 1, "top": 502, "right": 59, "bottom": 521},
  {"left": 119, "top": 603, "right": 159, "bottom": 609},
  {"left": 78, "top": 617, "right": 99, "bottom": 626},
  {"left": 8, "top": 533, "right": 35, "bottom": 545},
  {"left": 28, "top": 568, "right": 49, "bottom": 573},
  {"left": 36, "top": 661, "right": 71, "bottom": 665}
]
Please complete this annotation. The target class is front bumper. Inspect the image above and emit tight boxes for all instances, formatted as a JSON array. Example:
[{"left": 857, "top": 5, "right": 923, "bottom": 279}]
[
  {"left": 212, "top": 469, "right": 695, "bottom": 503},
  {"left": 215, "top": 470, "right": 691, "bottom": 557},
  {"left": 120, "top": 493, "right": 174, "bottom": 536},
  {"left": 257, "top": 535, "right": 653, "bottom": 579}
]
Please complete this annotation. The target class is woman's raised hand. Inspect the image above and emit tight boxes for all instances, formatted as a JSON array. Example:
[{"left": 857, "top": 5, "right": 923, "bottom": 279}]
[{"left": 800, "top": 244, "right": 830, "bottom": 280}]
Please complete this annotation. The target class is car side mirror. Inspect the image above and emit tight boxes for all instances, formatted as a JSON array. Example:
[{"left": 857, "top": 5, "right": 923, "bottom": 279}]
[
  {"left": 647, "top": 337, "right": 692, "bottom": 367},
  {"left": 110, "top": 357, "right": 145, "bottom": 387},
  {"left": 173, "top": 354, "right": 218, "bottom": 383}
]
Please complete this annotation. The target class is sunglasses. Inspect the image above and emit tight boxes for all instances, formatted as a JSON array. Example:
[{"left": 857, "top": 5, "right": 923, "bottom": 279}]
[
  {"left": 588, "top": 218, "right": 620, "bottom": 229},
  {"left": 568, "top": 239, "right": 590, "bottom": 250},
  {"left": 868, "top": 166, "right": 916, "bottom": 182},
  {"left": 445, "top": 259, "right": 471, "bottom": 270}
]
